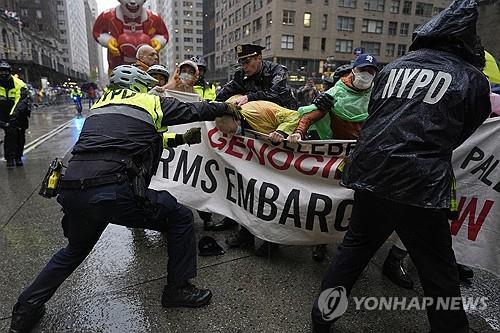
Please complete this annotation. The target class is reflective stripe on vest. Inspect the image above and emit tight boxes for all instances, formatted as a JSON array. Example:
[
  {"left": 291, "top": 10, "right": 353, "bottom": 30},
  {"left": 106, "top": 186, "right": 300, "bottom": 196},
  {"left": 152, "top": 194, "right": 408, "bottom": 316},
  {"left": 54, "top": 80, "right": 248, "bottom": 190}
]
[
  {"left": 88, "top": 105, "right": 155, "bottom": 126},
  {"left": 0, "top": 76, "right": 27, "bottom": 115},
  {"left": 91, "top": 88, "right": 163, "bottom": 130}
]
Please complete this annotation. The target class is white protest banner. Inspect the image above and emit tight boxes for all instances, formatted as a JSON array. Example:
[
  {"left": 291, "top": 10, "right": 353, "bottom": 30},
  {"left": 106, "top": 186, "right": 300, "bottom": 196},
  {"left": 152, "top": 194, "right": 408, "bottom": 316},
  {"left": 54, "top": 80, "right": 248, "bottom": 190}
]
[
  {"left": 450, "top": 117, "right": 500, "bottom": 277},
  {"left": 150, "top": 118, "right": 500, "bottom": 276}
]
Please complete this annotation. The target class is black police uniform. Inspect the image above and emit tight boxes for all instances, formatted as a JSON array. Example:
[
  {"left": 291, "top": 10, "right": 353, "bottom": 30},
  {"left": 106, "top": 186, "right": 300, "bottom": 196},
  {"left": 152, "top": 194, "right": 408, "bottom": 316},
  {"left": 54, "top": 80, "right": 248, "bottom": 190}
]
[
  {"left": 311, "top": 1, "right": 491, "bottom": 332},
  {"left": 0, "top": 74, "right": 30, "bottom": 165},
  {"left": 13, "top": 87, "right": 232, "bottom": 314},
  {"left": 216, "top": 44, "right": 297, "bottom": 109}
]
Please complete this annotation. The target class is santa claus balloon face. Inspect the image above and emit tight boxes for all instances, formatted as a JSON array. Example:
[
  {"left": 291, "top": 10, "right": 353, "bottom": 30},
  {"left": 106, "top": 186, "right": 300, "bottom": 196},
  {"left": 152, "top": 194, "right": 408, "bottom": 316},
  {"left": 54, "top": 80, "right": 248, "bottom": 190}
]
[{"left": 119, "top": 0, "right": 146, "bottom": 17}]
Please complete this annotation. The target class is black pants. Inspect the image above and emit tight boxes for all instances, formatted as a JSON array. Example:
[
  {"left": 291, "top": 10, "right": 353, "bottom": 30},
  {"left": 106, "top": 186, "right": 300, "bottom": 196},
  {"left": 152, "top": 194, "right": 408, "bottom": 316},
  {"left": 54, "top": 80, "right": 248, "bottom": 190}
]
[
  {"left": 3, "top": 126, "right": 26, "bottom": 160},
  {"left": 312, "top": 191, "right": 468, "bottom": 333},
  {"left": 17, "top": 182, "right": 197, "bottom": 306}
]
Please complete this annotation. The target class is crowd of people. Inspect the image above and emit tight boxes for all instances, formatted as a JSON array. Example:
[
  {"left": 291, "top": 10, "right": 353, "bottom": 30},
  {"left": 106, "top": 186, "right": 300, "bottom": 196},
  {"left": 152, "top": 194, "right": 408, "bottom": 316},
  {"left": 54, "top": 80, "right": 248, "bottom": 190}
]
[{"left": 4, "top": 0, "right": 500, "bottom": 332}]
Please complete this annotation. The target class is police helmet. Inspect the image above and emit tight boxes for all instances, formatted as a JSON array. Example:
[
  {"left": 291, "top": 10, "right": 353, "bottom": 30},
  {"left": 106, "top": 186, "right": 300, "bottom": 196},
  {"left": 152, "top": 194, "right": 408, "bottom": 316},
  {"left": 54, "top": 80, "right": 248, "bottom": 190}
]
[
  {"left": 110, "top": 65, "right": 158, "bottom": 93},
  {"left": 147, "top": 64, "right": 170, "bottom": 82},
  {"left": 333, "top": 63, "right": 353, "bottom": 78},
  {"left": 190, "top": 55, "right": 207, "bottom": 68},
  {"left": 0, "top": 60, "right": 12, "bottom": 72}
]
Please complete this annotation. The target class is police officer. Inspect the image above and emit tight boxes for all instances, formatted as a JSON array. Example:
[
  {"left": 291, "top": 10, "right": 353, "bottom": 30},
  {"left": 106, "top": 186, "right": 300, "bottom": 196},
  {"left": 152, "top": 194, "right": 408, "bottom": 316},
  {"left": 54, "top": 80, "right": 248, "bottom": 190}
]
[
  {"left": 0, "top": 60, "right": 30, "bottom": 168},
  {"left": 214, "top": 44, "right": 299, "bottom": 236},
  {"left": 9, "top": 65, "right": 241, "bottom": 333},
  {"left": 311, "top": 0, "right": 491, "bottom": 332},
  {"left": 216, "top": 44, "right": 297, "bottom": 109},
  {"left": 192, "top": 56, "right": 217, "bottom": 101}
]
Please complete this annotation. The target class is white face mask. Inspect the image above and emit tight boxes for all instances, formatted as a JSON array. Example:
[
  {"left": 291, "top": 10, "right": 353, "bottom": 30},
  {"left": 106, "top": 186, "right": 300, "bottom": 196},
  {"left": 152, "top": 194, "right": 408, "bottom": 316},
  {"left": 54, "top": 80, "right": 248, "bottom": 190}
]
[
  {"left": 352, "top": 70, "right": 374, "bottom": 90},
  {"left": 179, "top": 73, "right": 194, "bottom": 82}
]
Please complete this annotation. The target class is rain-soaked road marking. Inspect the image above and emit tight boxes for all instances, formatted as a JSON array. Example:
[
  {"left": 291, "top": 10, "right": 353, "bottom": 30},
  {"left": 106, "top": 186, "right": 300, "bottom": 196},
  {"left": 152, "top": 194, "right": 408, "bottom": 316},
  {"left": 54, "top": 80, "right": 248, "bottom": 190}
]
[{"left": 23, "top": 118, "right": 75, "bottom": 155}]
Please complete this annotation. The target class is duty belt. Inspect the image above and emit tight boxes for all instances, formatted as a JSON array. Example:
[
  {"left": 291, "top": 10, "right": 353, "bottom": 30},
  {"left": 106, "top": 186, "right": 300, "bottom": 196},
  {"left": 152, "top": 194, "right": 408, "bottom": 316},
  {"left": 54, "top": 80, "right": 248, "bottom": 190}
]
[{"left": 58, "top": 173, "right": 128, "bottom": 190}]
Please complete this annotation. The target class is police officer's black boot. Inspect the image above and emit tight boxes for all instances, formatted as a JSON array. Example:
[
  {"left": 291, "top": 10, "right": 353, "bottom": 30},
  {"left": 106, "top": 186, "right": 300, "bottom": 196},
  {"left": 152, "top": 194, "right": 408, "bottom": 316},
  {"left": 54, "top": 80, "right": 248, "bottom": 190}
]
[
  {"left": 161, "top": 281, "right": 212, "bottom": 308},
  {"left": 9, "top": 302, "right": 46, "bottom": 333},
  {"left": 226, "top": 226, "right": 255, "bottom": 248},
  {"left": 312, "top": 244, "right": 327, "bottom": 262},
  {"left": 383, "top": 245, "right": 414, "bottom": 289},
  {"left": 211, "top": 217, "right": 238, "bottom": 231},
  {"left": 6, "top": 159, "right": 15, "bottom": 168},
  {"left": 15, "top": 157, "right": 23, "bottom": 166}
]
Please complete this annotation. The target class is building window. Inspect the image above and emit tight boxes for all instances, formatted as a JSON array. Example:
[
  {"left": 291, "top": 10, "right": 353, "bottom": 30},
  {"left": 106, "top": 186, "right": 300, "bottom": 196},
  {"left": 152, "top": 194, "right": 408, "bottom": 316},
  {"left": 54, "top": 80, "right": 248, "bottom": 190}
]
[
  {"left": 433, "top": 7, "right": 444, "bottom": 15},
  {"left": 321, "top": 37, "right": 326, "bottom": 51},
  {"left": 184, "top": 37, "right": 193, "bottom": 42},
  {"left": 397, "top": 44, "right": 407, "bottom": 56},
  {"left": 335, "top": 39, "right": 353, "bottom": 53},
  {"left": 304, "top": 12, "right": 311, "bottom": 27},
  {"left": 360, "top": 41, "right": 381, "bottom": 55},
  {"left": 325, "top": 0, "right": 329, "bottom": 4},
  {"left": 402, "top": 1, "right": 412, "bottom": 14},
  {"left": 243, "top": 2, "right": 252, "bottom": 16},
  {"left": 235, "top": 8, "right": 242, "bottom": 21},
  {"left": 337, "top": 16, "right": 355, "bottom": 31},
  {"left": 183, "top": 10, "right": 193, "bottom": 16},
  {"left": 267, "top": 11, "right": 272, "bottom": 26},
  {"left": 196, "top": 29, "right": 203, "bottom": 34},
  {"left": 235, "top": 28, "right": 241, "bottom": 40},
  {"left": 390, "top": 0, "right": 400, "bottom": 13},
  {"left": 184, "top": 28, "right": 193, "bottom": 33},
  {"left": 283, "top": 10, "right": 295, "bottom": 25},
  {"left": 364, "top": 0, "right": 384, "bottom": 11},
  {"left": 399, "top": 22, "right": 409, "bottom": 36},
  {"left": 184, "top": 19, "right": 193, "bottom": 25},
  {"left": 322, "top": 14, "right": 328, "bottom": 29},
  {"left": 281, "top": 35, "right": 294, "bottom": 49},
  {"left": 339, "top": 0, "right": 356, "bottom": 7},
  {"left": 386, "top": 43, "right": 395, "bottom": 57},
  {"left": 253, "top": 39, "right": 262, "bottom": 45},
  {"left": 253, "top": 17, "right": 262, "bottom": 32},
  {"left": 362, "top": 19, "right": 383, "bottom": 33},
  {"left": 303, "top": 36, "right": 310, "bottom": 50},
  {"left": 265, "top": 35, "right": 271, "bottom": 50},
  {"left": 254, "top": 0, "right": 263, "bottom": 10},
  {"left": 243, "top": 23, "right": 251, "bottom": 36},
  {"left": 413, "top": 23, "right": 420, "bottom": 32},
  {"left": 388, "top": 21, "right": 397, "bottom": 35},
  {"left": 415, "top": 2, "right": 433, "bottom": 16},
  {"left": 197, "top": 38, "right": 203, "bottom": 43}
]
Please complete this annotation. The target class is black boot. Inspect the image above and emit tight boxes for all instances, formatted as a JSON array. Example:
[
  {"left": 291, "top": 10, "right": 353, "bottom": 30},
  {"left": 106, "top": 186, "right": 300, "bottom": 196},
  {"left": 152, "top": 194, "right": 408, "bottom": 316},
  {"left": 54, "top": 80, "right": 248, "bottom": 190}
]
[
  {"left": 312, "top": 244, "right": 327, "bottom": 262},
  {"left": 9, "top": 302, "right": 46, "bottom": 333},
  {"left": 383, "top": 245, "right": 414, "bottom": 289},
  {"left": 255, "top": 241, "right": 279, "bottom": 257},
  {"left": 211, "top": 217, "right": 238, "bottom": 231},
  {"left": 6, "top": 159, "right": 15, "bottom": 168},
  {"left": 226, "top": 227, "right": 254, "bottom": 248},
  {"left": 161, "top": 281, "right": 212, "bottom": 308},
  {"left": 15, "top": 158, "right": 23, "bottom": 166}
]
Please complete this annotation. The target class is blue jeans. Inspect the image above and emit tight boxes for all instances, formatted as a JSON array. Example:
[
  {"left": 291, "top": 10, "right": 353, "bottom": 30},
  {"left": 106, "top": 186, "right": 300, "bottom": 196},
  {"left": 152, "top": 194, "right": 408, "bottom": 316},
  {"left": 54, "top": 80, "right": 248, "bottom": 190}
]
[{"left": 18, "top": 182, "right": 196, "bottom": 306}]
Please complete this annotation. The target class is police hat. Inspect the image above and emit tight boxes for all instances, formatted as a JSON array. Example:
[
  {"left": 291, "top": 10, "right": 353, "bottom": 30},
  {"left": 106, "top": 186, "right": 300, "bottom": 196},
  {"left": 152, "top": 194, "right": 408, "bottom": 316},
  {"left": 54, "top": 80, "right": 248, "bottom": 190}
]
[{"left": 235, "top": 44, "right": 265, "bottom": 59}]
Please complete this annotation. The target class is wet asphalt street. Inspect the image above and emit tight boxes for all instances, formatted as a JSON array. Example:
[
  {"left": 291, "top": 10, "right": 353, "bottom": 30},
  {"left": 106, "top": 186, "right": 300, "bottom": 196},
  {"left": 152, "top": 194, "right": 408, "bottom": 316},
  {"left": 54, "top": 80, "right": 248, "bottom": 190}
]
[{"left": 0, "top": 103, "right": 499, "bottom": 333}]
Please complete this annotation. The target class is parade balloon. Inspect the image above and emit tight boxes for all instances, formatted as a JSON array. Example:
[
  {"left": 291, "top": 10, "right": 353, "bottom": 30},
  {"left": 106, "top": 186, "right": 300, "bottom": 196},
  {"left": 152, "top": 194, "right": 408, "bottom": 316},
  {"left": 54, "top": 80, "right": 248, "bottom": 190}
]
[{"left": 117, "top": 33, "right": 151, "bottom": 58}]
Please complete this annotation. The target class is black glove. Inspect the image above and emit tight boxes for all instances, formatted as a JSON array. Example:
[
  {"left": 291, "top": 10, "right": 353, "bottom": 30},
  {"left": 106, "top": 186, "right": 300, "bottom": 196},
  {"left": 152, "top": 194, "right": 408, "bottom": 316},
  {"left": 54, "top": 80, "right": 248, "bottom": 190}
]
[
  {"left": 313, "top": 93, "right": 334, "bottom": 112},
  {"left": 182, "top": 127, "right": 202, "bottom": 145},
  {"left": 224, "top": 103, "right": 242, "bottom": 120}
]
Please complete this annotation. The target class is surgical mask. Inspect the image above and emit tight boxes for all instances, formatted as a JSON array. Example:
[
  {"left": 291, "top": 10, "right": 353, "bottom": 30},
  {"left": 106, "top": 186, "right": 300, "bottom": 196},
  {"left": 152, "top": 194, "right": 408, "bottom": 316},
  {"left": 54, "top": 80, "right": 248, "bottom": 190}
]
[
  {"left": 179, "top": 73, "right": 194, "bottom": 82},
  {"left": 352, "top": 70, "right": 374, "bottom": 90}
]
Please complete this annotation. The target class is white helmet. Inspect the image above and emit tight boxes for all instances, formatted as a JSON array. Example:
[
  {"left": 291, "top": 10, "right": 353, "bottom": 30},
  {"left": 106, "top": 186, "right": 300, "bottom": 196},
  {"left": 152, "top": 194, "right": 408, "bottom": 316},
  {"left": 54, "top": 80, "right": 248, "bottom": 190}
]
[
  {"left": 147, "top": 64, "right": 170, "bottom": 81},
  {"left": 110, "top": 65, "right": 158, "bottom": 93}
]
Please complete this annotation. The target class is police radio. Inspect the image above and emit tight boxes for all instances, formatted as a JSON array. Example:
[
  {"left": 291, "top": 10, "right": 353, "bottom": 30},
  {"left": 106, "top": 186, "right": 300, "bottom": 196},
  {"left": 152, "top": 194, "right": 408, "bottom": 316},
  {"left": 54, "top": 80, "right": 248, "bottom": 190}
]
[{"left": 39, "top": 158, "right": 65, "bottom": 198}]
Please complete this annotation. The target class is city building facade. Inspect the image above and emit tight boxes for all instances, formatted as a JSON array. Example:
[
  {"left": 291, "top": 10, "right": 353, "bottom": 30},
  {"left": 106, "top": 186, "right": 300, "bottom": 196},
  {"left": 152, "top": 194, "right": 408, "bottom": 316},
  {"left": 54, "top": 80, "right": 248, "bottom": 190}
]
[
  {"left": 84, "top": 0, "right": 105, "bottom": 86},
  {"left": 213, "top": 0, "right": 451, "bottom": 84}
]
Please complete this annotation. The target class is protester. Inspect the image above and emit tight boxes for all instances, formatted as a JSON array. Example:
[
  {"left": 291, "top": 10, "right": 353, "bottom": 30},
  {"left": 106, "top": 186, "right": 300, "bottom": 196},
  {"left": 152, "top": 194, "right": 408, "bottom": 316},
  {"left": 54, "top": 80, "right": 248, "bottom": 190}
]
[
  {"left": 8, "top": 65, "right": 241, "bottom": 333},
  {"left": 147, "top": 64, "right": 170, "bottom": 96},
  {"left": 0, "top": 60, "right": 31, "bottom": 167},
  {"left": 134, "top": 44, "right": 159, "bottom": 71},
  {"left": 311, "top": 0, "right": 491, "bottom": 331},
  {"left": 163, "top": 60, "right": 199, "bottom": 94}
]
